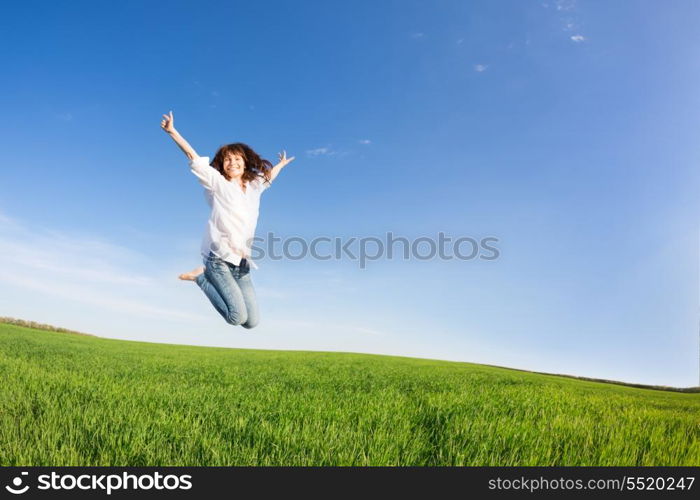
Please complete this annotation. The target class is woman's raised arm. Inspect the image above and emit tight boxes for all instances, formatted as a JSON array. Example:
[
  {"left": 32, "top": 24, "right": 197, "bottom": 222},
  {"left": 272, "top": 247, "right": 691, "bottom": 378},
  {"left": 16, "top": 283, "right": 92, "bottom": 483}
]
[
  {"left": 161, "top": 111, "right": 199, "bottom": 160},
  {"left": 269, "top": 150, "right": 295, "bottom": 182}
]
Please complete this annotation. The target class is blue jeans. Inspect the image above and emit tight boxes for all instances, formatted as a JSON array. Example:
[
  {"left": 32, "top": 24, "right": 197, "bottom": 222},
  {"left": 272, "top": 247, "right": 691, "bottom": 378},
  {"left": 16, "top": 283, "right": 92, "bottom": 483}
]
[{"left": 195, "top": 252, "right": 259, "bottom": 328}]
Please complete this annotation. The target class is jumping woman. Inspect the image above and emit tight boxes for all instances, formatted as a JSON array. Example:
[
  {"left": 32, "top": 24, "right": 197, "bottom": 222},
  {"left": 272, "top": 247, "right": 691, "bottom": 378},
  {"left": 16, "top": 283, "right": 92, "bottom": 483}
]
[{"left": 160, "top": 111, "right": 294, "bottom": 328}]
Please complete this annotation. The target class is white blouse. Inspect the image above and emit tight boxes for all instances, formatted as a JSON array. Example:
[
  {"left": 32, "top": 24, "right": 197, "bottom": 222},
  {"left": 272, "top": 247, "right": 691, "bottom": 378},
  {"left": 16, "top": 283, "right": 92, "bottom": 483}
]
[{"left": 189, "top": 155, "right": 269, "bottom": 269}]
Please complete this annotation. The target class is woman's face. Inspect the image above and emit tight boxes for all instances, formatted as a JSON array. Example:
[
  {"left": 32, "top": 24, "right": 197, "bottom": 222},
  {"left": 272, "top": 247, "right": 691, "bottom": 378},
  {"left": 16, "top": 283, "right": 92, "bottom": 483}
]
[{"left": 223, "top": 152, "right": 245, "bottom": 180}]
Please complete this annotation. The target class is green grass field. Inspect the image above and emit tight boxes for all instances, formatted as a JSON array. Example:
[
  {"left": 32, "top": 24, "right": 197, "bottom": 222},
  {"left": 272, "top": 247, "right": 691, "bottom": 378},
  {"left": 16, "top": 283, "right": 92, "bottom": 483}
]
[{"left": 0, "top": 323, "right": 698, "bottom": 466}]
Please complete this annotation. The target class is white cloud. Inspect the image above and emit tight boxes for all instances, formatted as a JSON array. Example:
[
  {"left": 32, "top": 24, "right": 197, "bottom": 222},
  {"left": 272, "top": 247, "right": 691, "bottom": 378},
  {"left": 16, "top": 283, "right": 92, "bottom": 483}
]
[
  {"left": 0, "top": 214, "right": 207, "bottom": 323},
  {"left": 306, "top": 147, "right": 337, "bottom": 157},
  {"left": 358, "top": 139, "right": 371, "bottom": 145},
  {"left": 353, "top": 327, "right": 386, "bottom": 337},
  {"left": 555, "top": 0, "right": 576, "bottom": 11},
  {"left": 2, "top": 247, "right": 152, "bottom": 287},
  {"left": 570, "top": 34, "right": 586, "bottom": 42},
  {"left": 474, "top": 64, "right": 488, "bottom": 72},
  {"left": 1, "top": 271, "right": 203, "bottom": 321},
  {"left": 411, "top": 32, "right": 424, "bottom": 39},
  {"left": 546, "top": 0, "right": 582, "bottom": 37}
]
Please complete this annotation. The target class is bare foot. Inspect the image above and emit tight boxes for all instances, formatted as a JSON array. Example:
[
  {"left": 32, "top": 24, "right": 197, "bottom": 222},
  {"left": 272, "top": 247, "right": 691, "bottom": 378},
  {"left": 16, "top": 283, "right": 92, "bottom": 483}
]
[{"left": 178, "top": 266, "right": 205, "bottom": 281}]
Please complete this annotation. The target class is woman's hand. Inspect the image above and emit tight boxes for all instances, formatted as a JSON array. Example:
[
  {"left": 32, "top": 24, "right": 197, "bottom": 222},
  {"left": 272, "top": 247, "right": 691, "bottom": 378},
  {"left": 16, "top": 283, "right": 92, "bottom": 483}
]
[
  {"left": 269, "top": 150, "right": 295, "bottom": 182},
  {"left": 161, "top": 110, "right": 175, "bottom": 134},
  {"left": 161, "top": 111, "right": 199, "bottom": 160},
  {"left": 277, "top": 150, "right": 295, "bottom": 168}
]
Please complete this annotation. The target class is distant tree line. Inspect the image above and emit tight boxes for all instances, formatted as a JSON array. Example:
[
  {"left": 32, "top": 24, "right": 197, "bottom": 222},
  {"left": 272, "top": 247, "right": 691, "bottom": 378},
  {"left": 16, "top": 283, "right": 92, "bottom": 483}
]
[{"left": 0, "top": 317, "right": 94, "bottom": 337}]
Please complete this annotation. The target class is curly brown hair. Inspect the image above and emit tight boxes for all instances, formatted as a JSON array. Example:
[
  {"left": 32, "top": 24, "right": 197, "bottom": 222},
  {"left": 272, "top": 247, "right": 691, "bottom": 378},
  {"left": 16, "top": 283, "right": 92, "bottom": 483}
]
[{"left": 210, "top": 143, "right": 272, "bottom": 185}]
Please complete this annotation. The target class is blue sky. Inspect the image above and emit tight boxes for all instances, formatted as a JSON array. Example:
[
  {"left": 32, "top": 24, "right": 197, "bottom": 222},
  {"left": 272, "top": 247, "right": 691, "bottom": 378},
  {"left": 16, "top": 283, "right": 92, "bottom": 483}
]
[{"left": 1, "top": 0, "right": 698, "bottom": 387}]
